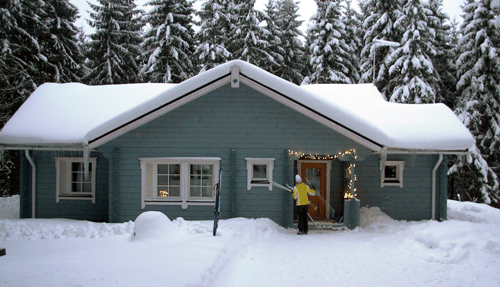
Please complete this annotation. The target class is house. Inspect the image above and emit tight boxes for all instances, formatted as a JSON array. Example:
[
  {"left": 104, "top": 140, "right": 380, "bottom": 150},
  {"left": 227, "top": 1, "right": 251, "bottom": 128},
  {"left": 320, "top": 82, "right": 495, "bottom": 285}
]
[{"left": 0, "top": 60, "right": 474, "bottom": 227}]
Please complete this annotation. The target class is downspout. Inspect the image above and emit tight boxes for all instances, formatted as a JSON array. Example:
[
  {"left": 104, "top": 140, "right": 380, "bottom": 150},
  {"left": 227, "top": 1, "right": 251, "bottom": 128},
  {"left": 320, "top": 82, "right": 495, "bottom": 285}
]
[
  {"left": 25, "top": 150, "right": 36, "bottom": 219},
  {"left": 431, "top": 154, "right": 444, "bottom": 220}
]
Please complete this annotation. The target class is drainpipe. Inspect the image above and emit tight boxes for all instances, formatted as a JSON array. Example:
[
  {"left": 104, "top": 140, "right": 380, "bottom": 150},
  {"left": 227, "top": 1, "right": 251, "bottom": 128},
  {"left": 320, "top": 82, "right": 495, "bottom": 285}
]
[
  {"left": 25, "top": 150, "right": 36, "bottom": 219},
  {"left": 431, "top": 154, "right": 443, "bottom": 220}
]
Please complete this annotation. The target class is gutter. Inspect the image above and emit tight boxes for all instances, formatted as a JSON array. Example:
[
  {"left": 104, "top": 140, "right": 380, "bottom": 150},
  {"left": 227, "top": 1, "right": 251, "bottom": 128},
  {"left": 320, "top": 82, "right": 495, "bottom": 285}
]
[
  {"left": 431, "top": 154, "right": 444, "bottom": 220},
  {"left": 24, "top": 150, "right": 36, "bottom": 219}
]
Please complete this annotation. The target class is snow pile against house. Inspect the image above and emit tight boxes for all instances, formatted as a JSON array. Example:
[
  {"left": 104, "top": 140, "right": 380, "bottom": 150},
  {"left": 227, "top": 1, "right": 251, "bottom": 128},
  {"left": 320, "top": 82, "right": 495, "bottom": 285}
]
[
  {"left": 0, "top": 195, "right": 19, "bottom": 219},
  {"left": 0, "top": 61, "right": 474, "bottom": 153}
]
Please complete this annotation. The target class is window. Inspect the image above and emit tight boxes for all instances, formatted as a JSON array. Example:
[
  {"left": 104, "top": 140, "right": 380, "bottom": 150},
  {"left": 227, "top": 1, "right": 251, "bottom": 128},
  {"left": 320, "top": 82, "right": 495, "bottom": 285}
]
[
  {"left": 55, "top": 158, "right": 97, "bottom": 203},
  {"left": 140, "top": 157, "right": 220, "bottom": 209},
  {"left": 381, "top": 161, "right": 404, "bottom": 188},
  {"left": 246, "top": 158, "right": 274, "bottom": 191}
]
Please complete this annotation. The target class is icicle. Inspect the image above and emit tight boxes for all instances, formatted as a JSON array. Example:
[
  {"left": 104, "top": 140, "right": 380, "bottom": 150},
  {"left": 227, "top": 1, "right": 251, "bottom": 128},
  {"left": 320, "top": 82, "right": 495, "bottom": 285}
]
[{"left": 83, "top": 147, "right": 91, "bottom": 181}]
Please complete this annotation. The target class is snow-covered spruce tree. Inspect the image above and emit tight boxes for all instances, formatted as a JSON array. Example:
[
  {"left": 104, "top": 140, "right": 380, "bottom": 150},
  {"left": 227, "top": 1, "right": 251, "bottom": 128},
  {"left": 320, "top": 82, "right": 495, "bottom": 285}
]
[
  {"left": 449, "top": 0, "right": 500, "bottom": 204},
  {"left": 0, "top": 0, "right": 47, "bottom": 196},
  {"left": 141, "top": 0, "right": 196, "bottom": 83},
  {"left": 304, "top": 0, "right": 358, "bottom": 84},
  {"left": 359, "top": 0, "right": 403, "bottom": 92},
  {"left": 194, "top": 0, "right": 232, "bottom": 73},
  {"left": 227, "top": 0, "right": 273, "bottom": 67},
  {"left": 385, "top": 0, "right": 439, "bottom": 104},
  {"left": 0, "top": 0, "right": 45, "bottom": 128},
  {"left": 84, "top": 0, "right": 144, "bottom": 85},
  {"left": 342, "top": 0, "right": 363, "bottom": 83},
  {"left": 425, "top": 0, "right": 457, "bottom": 107},
  {"left": 262, "top": 0, "right": 285, "bottom": 75},
  {"left": 38, "top": 0, "right": 86, "bottom": 83},
  {"left": 270, "top": 0, "right": 305, "bottom": 85}
]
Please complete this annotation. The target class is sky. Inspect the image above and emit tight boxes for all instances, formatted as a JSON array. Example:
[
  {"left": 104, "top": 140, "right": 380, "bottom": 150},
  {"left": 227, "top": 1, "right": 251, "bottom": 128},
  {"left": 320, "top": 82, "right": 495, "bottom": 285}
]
[{"left": 71, "top": 0, "right": 464, "bottom": 35}]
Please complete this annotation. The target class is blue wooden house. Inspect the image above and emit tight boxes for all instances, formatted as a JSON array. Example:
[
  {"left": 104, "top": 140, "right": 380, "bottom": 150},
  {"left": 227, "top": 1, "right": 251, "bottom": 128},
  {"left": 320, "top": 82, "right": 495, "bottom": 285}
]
[{"left": 0, "top": 60, "right": 474, "bottom": 227}]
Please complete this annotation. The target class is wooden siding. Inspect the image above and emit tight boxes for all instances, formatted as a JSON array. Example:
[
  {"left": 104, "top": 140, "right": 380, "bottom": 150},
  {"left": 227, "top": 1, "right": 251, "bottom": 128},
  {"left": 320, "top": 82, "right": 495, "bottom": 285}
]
[
  {"left": 99, "top": 83, "right": 372, "bottom": 226},
  {"left": 21, "top": 151, "right": 109, "bottom": 222},
  {"left": 356, "top": 154, "right": 447, "bottom": 221}
]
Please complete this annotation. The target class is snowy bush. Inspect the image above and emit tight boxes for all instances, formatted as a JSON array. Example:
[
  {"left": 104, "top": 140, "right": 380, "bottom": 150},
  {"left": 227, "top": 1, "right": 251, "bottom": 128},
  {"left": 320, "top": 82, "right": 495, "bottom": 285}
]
[{"left": 132, "top": 211, "right": 184, "bottom": 242}]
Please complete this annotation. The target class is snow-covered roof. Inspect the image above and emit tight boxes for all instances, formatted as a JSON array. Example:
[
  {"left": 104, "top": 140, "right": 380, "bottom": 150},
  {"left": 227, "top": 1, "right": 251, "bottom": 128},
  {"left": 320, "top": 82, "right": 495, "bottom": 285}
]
[{"left": 0, "top": 60, "right": 474, "bottom": 153}]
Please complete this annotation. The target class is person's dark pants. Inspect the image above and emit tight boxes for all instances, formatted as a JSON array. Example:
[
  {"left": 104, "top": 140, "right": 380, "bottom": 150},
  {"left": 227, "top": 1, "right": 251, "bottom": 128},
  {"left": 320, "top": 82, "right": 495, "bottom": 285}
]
[{"left": 297, "top": 205, "right": 309, "bottom": 234}]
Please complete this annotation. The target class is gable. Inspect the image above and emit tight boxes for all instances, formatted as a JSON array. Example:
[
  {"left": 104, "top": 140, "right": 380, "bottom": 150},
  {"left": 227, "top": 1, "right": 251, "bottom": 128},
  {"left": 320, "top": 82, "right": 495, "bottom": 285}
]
[{"left": 102, "top": 83, "right": 373, "bottom": 158}]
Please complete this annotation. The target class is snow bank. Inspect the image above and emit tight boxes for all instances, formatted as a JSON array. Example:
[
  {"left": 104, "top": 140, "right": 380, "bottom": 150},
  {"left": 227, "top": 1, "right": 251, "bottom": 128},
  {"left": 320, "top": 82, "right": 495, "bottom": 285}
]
[
  {"left": 0, "top": 219, "right": 134, "bottom": 240},
  {"left": 447, "top": 199, "right": 500, "bottom": 224},
  {"left": 359, "top": 206, "right": 400, "bottom": 230},
  {"left": 132, "top": 211, "right": 185, "bottom": 242},
  {"left": 0, "top": 195, "right": 19, "bottom": 219},
  {"left": 1, "top": 201, "right": 500, "bottom": 287}
]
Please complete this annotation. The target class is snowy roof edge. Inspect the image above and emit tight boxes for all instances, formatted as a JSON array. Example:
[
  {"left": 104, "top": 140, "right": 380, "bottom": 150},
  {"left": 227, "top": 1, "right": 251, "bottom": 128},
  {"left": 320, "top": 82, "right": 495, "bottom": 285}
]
[{"left": 0, "top": 60, "right": 475, "bottom": 153}]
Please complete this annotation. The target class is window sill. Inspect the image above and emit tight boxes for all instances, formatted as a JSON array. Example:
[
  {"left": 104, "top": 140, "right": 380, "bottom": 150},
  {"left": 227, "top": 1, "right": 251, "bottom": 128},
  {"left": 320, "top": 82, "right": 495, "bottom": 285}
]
[
  {"left": 143, "top": 200, "right": 215, "bottom": 208},
  {"left": 57, "top": 195, "right": 95, "bottom": 204}
]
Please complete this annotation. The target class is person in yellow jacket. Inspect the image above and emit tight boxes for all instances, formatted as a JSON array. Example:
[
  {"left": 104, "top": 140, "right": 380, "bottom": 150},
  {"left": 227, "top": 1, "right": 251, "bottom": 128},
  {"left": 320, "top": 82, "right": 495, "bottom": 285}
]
[{"left": 293, "top": 174, "right": 315, "bottom": 235}]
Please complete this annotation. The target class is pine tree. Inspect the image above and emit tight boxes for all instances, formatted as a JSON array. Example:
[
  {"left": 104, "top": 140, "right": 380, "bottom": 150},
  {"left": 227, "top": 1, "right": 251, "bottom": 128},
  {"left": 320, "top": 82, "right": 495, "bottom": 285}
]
[
  {"left": 227, "top": 0, "right": 273, "bottom": 67},
  {"left": 39, "top": 0, "right": 86, "bottom": 83},
  {"left": 271, "top": 0, "right": 305, "bottom": 84},
  {"left": 385, "top": 0, "right": 439, "bottom": 104},
  {"left": 194, "top": 0, "right": 233, "bottom": 73},
  {"left": 304, "top": 0, "right": 357, "bottom": 84},
  {"left": 449, "top": 0, "right": 500, "bottom": 204},
  {"left": 359, "top": 0, "right": 403, "bottom": 93},
  {"left": 85, "top": 0, "right": 144, "bottom": 85},
  {"left": 141, "top": 0, "right": 196, "bottom": 83}
]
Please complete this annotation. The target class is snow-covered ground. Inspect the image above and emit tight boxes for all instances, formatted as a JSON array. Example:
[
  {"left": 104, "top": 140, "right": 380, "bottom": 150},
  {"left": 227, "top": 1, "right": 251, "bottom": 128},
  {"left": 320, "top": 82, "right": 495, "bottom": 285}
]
[{"left": 1, "top": 197, "right": 500, "bottom": 287}]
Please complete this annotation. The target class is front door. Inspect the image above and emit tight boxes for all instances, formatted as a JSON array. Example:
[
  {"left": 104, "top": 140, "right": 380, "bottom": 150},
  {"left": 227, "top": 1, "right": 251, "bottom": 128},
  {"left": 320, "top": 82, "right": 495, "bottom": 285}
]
[{"left": 299, "top": 161, "right": 329, "bottom": 220}]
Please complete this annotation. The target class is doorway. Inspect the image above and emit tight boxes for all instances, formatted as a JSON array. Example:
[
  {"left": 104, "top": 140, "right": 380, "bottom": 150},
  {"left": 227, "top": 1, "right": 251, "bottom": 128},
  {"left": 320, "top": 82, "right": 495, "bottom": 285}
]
[{"left": 297, "top": 160, "right": 331, "bottom": 220}]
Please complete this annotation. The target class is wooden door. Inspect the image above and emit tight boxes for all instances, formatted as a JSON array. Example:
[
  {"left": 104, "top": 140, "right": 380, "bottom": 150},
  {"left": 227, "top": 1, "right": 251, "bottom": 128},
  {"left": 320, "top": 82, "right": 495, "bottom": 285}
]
[{"left": 300, "top": 162, "right": 327, "bottom": 219}]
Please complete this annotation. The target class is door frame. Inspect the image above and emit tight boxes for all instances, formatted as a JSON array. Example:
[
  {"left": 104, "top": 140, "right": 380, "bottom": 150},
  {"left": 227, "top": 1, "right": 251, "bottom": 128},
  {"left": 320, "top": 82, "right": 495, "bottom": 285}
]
[{"left": 297, "top": 160, "right": 332, "bottom": 219}]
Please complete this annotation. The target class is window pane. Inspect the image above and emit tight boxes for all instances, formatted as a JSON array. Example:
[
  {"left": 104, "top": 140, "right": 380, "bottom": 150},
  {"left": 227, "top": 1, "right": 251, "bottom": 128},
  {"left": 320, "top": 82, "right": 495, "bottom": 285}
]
[
  {"left": 72, "top": 162, "right": 83, "bottom": 172},
  {"left": 253, "top": 164, "right": 267, "bottom": 179},
  {"left": 72, "top": 182, "right": 80, "bottom": 192},
  {"left": 168, "top": 186, "right": 180, "bottom": 197},
  {"left": 306, "top": 168, "right": 321, "bottom": 191},
  {"left": 72, "top": 172, "right": 82, "bottom": 182},
  {"left": 169, "top": 164, "right": 180, "bottom": 174},
  {"left": 202, "top": 165, "right": 213, "bottom": 175},
  {"left": 385, "top": 166, "right": 397, "bottom": 179},
  {"left": 158, "top": 175, "right": 169, "bottom": 185},
  {"left": 158, "top": 164, "right": 169, "bottom": 175},
  {"left": 190, "top": 186, "right": 201, "bottom": 197},
  {"left": 82, "top": 183, "right": 92, "bottom": 193},
  {"left": 191, "top": 175, "right": 201, "bottom": 186},
  {"left": 191, "top": 164, "right": 202, "bottom": 175},
  {"left": 169, "top": 175, "right": 180, "bottom": 186},
  {"left": 202, "top": 186, "right": 213, "bottom": 197}
]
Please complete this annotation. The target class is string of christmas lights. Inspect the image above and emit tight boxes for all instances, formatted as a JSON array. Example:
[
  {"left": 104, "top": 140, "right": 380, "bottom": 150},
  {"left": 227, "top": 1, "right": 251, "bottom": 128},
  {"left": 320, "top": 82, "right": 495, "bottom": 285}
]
[
  {"left": 288, "top": 149, "right": 359, "bottom": 199},
  {"left": 287, "top": 149, "right": 358, "bottom": 160}
]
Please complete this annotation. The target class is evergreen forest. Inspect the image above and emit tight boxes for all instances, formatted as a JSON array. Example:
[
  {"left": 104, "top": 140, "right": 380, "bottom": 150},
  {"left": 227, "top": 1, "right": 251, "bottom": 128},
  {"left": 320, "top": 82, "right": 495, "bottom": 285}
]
[{"left": 1, "top": 0, "right": 499, "bottom": 207}]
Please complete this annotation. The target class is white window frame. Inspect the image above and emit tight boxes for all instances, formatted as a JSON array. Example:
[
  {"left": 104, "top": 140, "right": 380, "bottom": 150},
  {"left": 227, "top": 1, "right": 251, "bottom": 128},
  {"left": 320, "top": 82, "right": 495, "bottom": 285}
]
[
  {"left": 139, "top": 157, "right": 220, "bottom": 209},
  {"left": 246, "top": 158, "right": 274, "bottom": 191},
  {"left": 381, "top": 160, "right": 404, "bottom": 188},
  {"left": 55, "top": 157, "right": 97, "bottom": 203}
]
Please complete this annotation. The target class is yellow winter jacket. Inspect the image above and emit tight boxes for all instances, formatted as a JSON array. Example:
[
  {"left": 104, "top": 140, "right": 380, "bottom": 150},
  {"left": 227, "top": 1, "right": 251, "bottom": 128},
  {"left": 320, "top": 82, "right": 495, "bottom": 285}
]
[{"left": 293, "top": 182, "right": 315, "bottom": 206}]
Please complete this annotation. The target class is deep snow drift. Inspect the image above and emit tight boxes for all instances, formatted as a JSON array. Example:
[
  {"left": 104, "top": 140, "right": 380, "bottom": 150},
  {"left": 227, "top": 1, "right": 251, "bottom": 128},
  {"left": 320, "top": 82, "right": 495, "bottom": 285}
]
[{"left": 1, "top": 197, "right": 500, "bottom": 287}]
